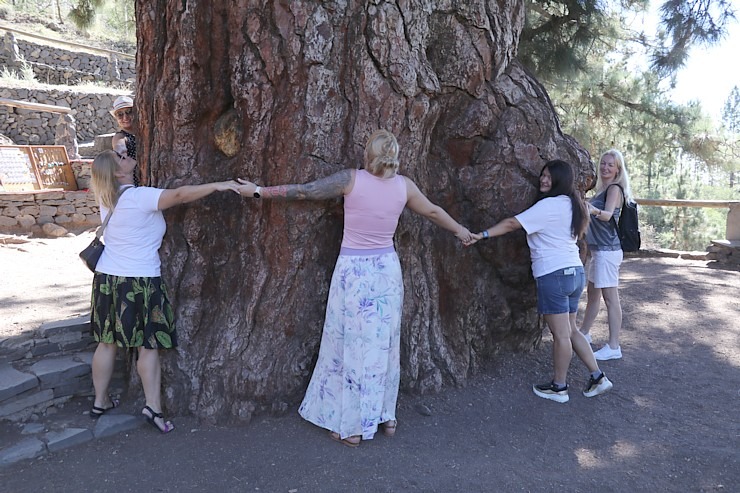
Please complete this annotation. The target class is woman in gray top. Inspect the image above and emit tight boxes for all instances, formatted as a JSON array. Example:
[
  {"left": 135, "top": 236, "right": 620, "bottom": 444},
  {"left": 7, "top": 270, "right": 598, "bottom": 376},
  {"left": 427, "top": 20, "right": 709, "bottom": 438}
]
[{"left": 579, "top": 149, "right": 633, "bottom": 360}]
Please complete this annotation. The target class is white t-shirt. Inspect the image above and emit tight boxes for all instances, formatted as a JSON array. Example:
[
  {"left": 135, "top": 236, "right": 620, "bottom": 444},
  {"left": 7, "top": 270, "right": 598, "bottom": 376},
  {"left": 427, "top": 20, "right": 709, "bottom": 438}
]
[
  {"left": 515, "top": 195, "right": 582, "bottom": 278},
  {"left": 96, "top": 186, "right": 166, "bottom": 277}
]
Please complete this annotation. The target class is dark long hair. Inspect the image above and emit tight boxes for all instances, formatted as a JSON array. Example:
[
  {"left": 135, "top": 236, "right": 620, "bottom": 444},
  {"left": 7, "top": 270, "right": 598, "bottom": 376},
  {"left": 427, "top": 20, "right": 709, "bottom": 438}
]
[{"left": 538, "top": 159, "right": 588, "bottom": 238}]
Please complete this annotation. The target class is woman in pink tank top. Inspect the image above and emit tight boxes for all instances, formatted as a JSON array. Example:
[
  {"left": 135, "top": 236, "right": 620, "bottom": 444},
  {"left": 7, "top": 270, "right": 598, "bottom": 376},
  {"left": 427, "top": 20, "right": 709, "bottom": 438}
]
[{"left": 235, "top": 130, "right": 474, "bottom": 447}]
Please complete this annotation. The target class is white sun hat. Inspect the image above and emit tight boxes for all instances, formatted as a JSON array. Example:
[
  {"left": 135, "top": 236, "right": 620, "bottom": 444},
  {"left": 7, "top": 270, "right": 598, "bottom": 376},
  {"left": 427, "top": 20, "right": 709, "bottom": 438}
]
[{"left": 110, "top": 95, "right": 134, "bottom": 116}]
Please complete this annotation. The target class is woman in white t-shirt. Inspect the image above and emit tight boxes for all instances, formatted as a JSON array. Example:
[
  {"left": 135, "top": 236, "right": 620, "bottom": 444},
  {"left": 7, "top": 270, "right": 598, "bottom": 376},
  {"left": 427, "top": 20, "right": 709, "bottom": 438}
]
[
  {"left": 473, "top": 160, "right": 613, "bottom": 403},
  {"left": 88, "top": 150, "right": 238, "bottom": 432}
]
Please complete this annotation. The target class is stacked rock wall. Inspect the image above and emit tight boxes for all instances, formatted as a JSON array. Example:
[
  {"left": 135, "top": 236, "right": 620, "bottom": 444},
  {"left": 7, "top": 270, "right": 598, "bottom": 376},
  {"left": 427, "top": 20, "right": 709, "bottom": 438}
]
[
  {"left": 0, "top": 34, "right": 135, "bottom": 85},
  {"left": 0, "top": 87, "right": 123, "bottom": 144},
  {"left": 0, "top": 187, "right": 99, "bottom": 234}
]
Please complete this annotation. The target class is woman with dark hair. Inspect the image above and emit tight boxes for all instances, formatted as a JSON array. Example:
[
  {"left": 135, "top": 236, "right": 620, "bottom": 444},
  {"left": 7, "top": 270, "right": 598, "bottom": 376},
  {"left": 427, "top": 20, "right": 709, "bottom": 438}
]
[
  {"left": 89, "top": 150, "right": 238, "bottom": 432},
  {"left": 234, "top": 130, "right": 475, "bottom": 446},
  {"left": 472, "top": 160, "right": 612, "bottom": 403}
]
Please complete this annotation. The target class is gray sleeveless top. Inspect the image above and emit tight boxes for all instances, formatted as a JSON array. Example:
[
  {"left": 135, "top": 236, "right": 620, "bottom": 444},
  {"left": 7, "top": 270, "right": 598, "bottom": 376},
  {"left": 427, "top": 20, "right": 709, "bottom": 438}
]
[{"left": 586, "top": 187, "right": 621, "bottom": 251}]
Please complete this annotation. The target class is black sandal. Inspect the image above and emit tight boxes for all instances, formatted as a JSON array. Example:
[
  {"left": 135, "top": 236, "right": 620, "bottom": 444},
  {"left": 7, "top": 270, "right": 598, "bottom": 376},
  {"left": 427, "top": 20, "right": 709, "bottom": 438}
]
[
  {"left": 142, "top": 405, "right": 174, "bottom": 434},
  {"left": 89, "top": 395, "right": 120, "bottom": 419}
]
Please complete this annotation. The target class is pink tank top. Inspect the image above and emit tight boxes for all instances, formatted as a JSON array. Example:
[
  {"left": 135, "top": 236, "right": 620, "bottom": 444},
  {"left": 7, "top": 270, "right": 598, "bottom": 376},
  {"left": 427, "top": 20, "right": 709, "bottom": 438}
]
[{"left": 341, "top": 170, "right": 408, "bottom": 249}]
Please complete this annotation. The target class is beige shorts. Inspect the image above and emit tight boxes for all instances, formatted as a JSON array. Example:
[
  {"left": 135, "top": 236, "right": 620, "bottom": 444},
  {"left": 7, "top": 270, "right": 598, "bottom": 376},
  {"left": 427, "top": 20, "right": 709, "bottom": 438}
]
[{"left": 586, "top": 249, "right": 623, "bottom": 288}]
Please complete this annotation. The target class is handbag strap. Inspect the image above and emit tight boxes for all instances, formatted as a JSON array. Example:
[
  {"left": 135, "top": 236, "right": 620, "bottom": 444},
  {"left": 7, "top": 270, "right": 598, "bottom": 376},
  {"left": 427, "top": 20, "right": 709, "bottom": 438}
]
[
  {"left": 606, "top": 183, "right": 626, "bottom": 231},
  {"left": 96, "top": 185, "right": 134, "bottom": 239}
]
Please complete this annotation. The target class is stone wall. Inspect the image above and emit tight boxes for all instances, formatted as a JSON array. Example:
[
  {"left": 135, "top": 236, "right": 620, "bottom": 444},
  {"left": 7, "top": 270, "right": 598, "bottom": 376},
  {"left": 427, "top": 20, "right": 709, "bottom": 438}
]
[
  {"left": 0, "top": 87, "right": 125, "bottom": 144},
  {"left": 0, "top": 185, "right": 99, "bottom": 235},
  {"left": 1, "top": 32, "right": 135, "bottom": 85}
]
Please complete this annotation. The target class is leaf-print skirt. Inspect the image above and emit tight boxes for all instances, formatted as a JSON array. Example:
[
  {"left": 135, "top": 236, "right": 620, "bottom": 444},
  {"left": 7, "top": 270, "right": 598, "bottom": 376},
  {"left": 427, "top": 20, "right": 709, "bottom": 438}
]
[
  {"left": 90, "top": 274, "right": 177, "bottom": 349},
  {"left": 298, "top": 250, "right": 403, "bottom": 440}
]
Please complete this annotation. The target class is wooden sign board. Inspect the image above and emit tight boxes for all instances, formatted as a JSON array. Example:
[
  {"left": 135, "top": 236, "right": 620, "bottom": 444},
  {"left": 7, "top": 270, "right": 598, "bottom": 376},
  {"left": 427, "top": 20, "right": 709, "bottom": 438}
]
[
  {"left": 0, "top": 145, "right": 78, "bottom": 192},
  {"left": 0, "top": 146, "right": 39, "bottom": 191}
]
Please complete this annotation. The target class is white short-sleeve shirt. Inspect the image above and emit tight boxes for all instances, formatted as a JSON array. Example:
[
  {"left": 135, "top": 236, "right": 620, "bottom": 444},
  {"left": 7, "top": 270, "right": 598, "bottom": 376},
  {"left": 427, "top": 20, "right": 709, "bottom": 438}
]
[
  {"left": 95, "top": 186, "right": 166, "bottom": 277},
  {"left": 515, "top": 195, "right": 582, "bottom": 278}
]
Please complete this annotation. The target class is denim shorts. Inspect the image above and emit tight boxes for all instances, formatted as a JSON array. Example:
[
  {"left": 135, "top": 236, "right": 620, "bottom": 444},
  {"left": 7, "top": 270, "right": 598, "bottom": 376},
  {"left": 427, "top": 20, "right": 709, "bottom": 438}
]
[{"left": 535, "top": 266, "right": 585, "bottom": 315}]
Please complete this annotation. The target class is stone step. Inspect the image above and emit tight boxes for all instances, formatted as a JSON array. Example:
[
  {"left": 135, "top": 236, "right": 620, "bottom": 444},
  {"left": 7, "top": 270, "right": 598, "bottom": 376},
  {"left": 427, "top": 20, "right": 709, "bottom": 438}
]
[
  {"left": 0, "top": 354, "right": 95, "bottom": 421},
  {"left": 0, "top": 314, "right": 126, "bottom": 422},
  {"left": 0, "top": 412, "right": 145, "bottom": 468},
  {"left": 0, "top": 314, "right": 95, "bottom": 365}
]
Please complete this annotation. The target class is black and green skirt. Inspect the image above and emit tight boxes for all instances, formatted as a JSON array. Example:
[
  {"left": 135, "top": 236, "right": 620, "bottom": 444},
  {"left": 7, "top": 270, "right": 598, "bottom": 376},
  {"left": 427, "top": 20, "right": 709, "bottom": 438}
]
[{"left": 90, "top": 274, "right": 177, "bottom": 349}]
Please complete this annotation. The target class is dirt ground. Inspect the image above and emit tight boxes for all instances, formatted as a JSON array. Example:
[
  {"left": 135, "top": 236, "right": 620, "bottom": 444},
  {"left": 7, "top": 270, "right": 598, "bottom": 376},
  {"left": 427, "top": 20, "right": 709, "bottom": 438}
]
[{"left": 0, "top": 234, "right": 738, "bottom": 492}]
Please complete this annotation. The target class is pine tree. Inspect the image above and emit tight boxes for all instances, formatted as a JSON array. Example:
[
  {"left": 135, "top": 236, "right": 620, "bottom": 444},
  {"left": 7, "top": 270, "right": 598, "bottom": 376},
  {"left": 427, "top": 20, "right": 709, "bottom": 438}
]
[
  {"left": 519, "top": 0, "right": 737, "bottom": 249},
  {"left": 68, "top": 0, "right": 105, "bottom": 30},
  {"left": 720, "top": 86, "right": 740, "bottom": 187}
]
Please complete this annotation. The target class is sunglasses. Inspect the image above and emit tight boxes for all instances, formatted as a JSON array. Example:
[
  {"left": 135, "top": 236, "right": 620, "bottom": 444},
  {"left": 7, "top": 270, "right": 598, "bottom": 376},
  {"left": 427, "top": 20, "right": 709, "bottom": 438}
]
[{"left": 114, "top": 108, "right": 133, "bottom": 119}]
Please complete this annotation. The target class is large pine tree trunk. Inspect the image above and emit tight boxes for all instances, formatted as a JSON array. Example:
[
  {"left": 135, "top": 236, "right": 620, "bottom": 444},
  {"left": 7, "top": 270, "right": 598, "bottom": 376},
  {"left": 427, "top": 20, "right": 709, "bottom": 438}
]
[{"left": 136, "top": 1, "right": 594, "bottom": 422}]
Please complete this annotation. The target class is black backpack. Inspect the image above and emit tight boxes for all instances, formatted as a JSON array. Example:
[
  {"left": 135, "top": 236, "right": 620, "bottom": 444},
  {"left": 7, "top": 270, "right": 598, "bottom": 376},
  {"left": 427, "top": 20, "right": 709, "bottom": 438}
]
[{"left": 608, "top": 184, "right": 641, "bottom": 252}]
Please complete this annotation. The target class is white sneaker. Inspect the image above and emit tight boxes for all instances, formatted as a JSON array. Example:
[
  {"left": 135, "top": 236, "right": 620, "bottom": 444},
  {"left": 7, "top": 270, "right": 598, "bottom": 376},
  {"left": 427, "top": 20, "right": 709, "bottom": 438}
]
[
  {"left": 593, "top": 344, "right": 622, "bottom": 360},
  {"left": 583, "top": 372, "right": 613, "bottom": 397},
  {"left": 582, "top": 332, "right": 592, "bottom": 344}
]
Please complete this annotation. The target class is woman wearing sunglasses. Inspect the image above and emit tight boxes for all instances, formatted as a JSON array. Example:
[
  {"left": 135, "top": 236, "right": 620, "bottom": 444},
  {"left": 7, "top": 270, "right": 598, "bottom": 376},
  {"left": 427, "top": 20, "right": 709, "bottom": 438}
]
[
  {"left": 110, "top": 95, "right": 139, "bottom": 185},
  {"left": 88, "top": 149, "right": 239, "bottom": 433}
]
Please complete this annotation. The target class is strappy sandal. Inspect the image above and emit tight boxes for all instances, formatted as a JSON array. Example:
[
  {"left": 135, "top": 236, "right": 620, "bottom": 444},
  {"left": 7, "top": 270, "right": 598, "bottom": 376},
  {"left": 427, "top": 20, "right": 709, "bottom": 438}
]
[
  {"left": 330, "top": 431, "right": 360, "bottom": 448},
  {"left": 89, "top": 395, "right": 120, "bottom": 419},
  {"left": 381, "top": 420, "right": 397, "bottom": 437},
  {"left": 142, "top": 405, "right": 175, "bottom": 434}
]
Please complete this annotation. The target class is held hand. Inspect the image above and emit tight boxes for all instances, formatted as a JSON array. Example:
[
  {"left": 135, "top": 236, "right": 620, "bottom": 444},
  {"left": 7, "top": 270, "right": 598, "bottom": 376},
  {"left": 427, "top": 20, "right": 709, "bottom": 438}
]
[
  {"left": 113, "top": 138, "right": 127, "bottom": 155},
  {"left": 213, "top": 180, "right": 241, "bottom": 193},
  {"left": 235, "top": 178, "right": 258, "bottom": 198},
  {"left": 455, "top": 226, "right": 477, "bottom": 246},
  {"left": 468, "top": 232, "right": 483, "bottom": 245}
]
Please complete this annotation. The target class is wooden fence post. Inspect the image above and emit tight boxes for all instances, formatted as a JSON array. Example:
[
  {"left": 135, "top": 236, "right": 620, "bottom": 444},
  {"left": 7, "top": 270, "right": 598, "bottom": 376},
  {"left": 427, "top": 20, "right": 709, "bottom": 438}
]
[
  {"left": 2, "top": 31, "right": 20, "bottom": 67},
  {"left": 727, "top": 203, "right": 740, "bottom": 242}
]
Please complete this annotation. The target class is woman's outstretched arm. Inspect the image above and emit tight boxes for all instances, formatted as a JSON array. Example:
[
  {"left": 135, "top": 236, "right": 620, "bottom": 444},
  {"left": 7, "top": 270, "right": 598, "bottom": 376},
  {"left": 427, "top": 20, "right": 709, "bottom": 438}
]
[
  {"left": 404, "top": 177, "right": 475, "bottom": 245},
  {"left": 235, "top": 169, "right": 354, "bottom": 201},
  {"left": 157, "top": 181, "right": 240, "bottom": 210},
  {"left": 467, "top": 217, "right": 522, "bottom": 245}
]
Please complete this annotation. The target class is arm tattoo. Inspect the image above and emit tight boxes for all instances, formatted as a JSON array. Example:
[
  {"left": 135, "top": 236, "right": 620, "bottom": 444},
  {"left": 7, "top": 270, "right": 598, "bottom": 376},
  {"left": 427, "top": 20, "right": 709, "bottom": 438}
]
[{"left": 262, "top": 169, "right": 351, "bottom": 200}]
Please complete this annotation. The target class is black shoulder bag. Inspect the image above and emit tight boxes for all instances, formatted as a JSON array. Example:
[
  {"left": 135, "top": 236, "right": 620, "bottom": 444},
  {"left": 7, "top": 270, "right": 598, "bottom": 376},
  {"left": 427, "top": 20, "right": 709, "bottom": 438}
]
[{"left": 79, "top": 187, "right": 132, "bottom": 272}]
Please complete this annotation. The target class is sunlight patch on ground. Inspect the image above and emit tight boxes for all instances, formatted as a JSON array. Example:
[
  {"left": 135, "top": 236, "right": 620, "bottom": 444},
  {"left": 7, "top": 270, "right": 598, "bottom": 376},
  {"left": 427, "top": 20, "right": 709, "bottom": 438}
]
[
  {"left": 631, "top": 395, "right": 657, "bottom": 410},
  {"left": 574, "top": 447, "right": 600, "bottom": 468},
  {"left": 610, "top": 440, "right": 640, "bottom": 459},
  {"left": 576, "top": 440, "right": 641, "bottom": 469}
]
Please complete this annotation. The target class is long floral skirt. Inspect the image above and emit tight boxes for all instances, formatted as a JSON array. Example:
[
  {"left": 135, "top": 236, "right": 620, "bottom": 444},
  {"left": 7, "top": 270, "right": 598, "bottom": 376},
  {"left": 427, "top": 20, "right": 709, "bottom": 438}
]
[
  {"left": 90, "top": 273, "right": 177, "bottom": 349},
  {"left": 298, "top": 251, "right": 403, "bottom": 440}
]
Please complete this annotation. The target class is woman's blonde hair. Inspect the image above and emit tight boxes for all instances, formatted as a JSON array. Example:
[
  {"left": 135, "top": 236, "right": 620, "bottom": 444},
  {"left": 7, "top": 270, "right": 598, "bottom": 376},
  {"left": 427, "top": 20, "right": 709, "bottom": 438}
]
[
  {"left": 364, "top": 130, "right": 400, "bottom": 178},
  {"left": 596, "top": 149, "right": 633, "bottom": 203},
  {"left": 91, "top": 150, "right": 122, "bottom": 209}
]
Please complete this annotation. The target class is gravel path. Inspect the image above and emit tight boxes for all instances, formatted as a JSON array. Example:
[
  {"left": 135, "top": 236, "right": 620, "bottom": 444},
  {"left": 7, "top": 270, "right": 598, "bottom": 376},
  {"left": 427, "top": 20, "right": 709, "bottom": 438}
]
[{"left": 0, "top": 237, "right": 738, "bottom": 492}]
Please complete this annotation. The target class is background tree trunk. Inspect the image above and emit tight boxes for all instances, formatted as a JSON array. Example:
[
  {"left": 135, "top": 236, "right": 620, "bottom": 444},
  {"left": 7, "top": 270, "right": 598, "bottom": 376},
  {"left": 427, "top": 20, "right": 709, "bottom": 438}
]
[{"left": 136, "top": 1, "right": 594, "bottom": 422}]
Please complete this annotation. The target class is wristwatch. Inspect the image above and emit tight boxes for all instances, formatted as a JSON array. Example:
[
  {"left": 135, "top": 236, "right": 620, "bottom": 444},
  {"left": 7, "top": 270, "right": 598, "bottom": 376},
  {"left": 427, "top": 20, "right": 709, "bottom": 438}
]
[
  {"left": 253, "top": 186, "right": 261, "bottom": 198},
  {"left": 481, "top": 230, "right": 490, "bottom": 239}
]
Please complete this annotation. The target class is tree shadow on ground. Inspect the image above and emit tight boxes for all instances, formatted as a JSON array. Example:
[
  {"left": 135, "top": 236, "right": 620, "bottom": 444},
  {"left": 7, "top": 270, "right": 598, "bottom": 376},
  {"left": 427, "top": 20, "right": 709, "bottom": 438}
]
[{"left": 0, "top": 258, "right": 737, "bottom": 492}]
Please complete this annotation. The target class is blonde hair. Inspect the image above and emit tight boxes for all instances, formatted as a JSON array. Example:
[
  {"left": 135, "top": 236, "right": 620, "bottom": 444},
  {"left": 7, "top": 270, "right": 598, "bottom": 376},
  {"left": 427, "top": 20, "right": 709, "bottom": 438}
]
[
  {"left": 91, "top": 150, "right": 122, "bottom": 209},
  {"left": 595, "top": 149, "right": 633, "bottom": 203},
  {"left": 364, "top": 130, "right": 400, "bottom": 178}
]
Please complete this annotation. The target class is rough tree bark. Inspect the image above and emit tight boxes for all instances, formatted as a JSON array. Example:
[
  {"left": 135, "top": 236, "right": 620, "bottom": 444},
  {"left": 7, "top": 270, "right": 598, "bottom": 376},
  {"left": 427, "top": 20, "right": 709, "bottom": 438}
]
[{"left": 136, "top": 1, "right": 594, "bottom": 422}]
